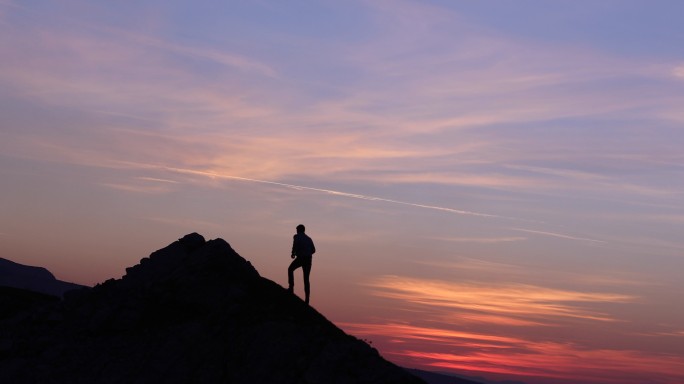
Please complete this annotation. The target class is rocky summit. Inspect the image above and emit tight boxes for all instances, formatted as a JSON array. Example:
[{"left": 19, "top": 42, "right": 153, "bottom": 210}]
[{"left": 0, "top": 233, "right": 425, "bottom": 384}]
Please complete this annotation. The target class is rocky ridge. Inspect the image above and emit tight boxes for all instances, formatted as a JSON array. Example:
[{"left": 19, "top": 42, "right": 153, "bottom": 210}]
[{"left": 0, "top": 233, "right": 425, "bottom": 384}]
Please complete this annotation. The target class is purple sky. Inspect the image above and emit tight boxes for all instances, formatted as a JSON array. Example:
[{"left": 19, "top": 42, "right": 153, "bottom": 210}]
[{"left": 1, "top": 1, "right": 683, "bottom": 383}]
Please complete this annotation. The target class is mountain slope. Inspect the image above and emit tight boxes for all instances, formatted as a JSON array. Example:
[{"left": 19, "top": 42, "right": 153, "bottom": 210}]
[
  {"left": 0, "top": 233, "right": 425, "bottom": 384},
  {"left": 0, "top": 257, "right": 85, "bottom": 297},
  {"left": 0, "top": 286, "right": 60, "bottom": 320}
]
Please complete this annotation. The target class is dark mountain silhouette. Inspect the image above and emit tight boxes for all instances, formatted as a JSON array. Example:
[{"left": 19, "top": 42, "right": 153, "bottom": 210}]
[
  {"left": 407, "top": 369, "right": 522, "bottom": 384},
  {"left": 0, "top": 257, "right": 86, "bottom": 297},
  {"left": 0, "top": 233, "right": 428, "bottom": 384},
  {"left": 0, "top": 286, "right": 60, "bottom": 320},
  {"left": 408, "top": 369, "right": 483, "bottom": 384}
]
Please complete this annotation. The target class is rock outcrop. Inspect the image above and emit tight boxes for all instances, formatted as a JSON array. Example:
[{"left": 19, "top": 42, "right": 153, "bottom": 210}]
[{"left": 0, "top": 233, "right": 425, "bottom": 384}]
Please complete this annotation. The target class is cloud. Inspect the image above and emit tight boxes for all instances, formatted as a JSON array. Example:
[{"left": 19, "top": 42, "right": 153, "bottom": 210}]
[
  {"left": 135, "top": 177, "right": 179, "bottom": 184},
  {"left": 143, "top": 216, "right": 225, "bottom": 232},
  {"left": 397, "top": 346, "right": 684, "bottom": 384},
  {"left": 0, "top": 20, "right": 277, "bottom": 129},
  {"left": 674, "top": 64, "right": 684, "bottom": 79},
  {"left": 341, "top": 322, "right": 684, "bottom": 384},
  {"left": 98, "top": 183, "right": 171, "bottom": 194},
  {"left": 350, "top": 1, "right": 669, "bottom": 127},
  {"left": 510, "top": 228, "right": 605, "bottom": 244},
  {"left": 341, "top": 322, "right": 523, "bottom": 347},
  {"left": 99, "top": 27, "right": 277, "bottom": 77},
  {"left": 3, "top": 1, "right": 683, "bottom": 273},
  {"left": 415, "top": 257, "right": 529, "bottom": 275},
  {"left": 160, "top": 165, "right": 511, "bottom": 219},
  {"left": 413, "top": 257, "right": 656, "bottom": 291},
  {"left": 2, "top": 2, "right": 681, "bottom": 206},
  {"left": 98, "top": 176, "right": 179, "bottom": 194},
  {"left": 0, "top": 0, "right": 20, "bottom": 14},
  {"left": 1, "top": 128, "right": 525, "bottom": 221},
  {"left": 431, "top": 236, "right": 527, "bottom": 244},
  {"left": 348, "top": 273, "right": 684, "bottom": 383},
  {"left": 365, "top": 275, "right": 635, "bottom": 322}
]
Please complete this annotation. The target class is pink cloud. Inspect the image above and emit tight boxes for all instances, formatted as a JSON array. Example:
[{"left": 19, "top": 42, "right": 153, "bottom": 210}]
[
  {"left": 342, "top": 322, "right": 684, "bottom": 384},
  {"left": 365, "top": 275, "right": 635, "bottom": 322}
]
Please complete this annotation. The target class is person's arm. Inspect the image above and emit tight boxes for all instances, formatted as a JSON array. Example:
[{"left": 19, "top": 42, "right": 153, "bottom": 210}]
[{"left": 291, "top": 235, "right": 297, "bottom": 258}]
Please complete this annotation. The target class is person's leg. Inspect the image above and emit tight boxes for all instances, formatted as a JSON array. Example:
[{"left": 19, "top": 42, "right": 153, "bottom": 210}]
[
  {"left": 288, "top": 258, "right": 302, "bottom": 292},
  {"left": 302, "top": 261, "right": 312, "bottom": 304}
]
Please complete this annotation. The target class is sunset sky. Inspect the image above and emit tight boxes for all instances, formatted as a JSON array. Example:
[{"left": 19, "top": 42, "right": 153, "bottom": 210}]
[{"left": 1, "top": 1, "right": 683, "bottom": 383}]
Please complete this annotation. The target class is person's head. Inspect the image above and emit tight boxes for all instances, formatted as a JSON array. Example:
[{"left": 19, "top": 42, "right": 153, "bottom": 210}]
[{"left": 296, "top": 224, "right": 305, "bottom": 234}]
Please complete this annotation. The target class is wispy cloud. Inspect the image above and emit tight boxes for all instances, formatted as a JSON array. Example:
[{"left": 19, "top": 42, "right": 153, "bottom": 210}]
[
  {"left": 2, "top": 6, "right": 681, "bottom": 209},
  {"left": 346, "top": 272, "right": 682, "bottom": 383},
  {"left": 0, "top": 0, "right": 20, "bottom": 13},
  {"left": 674, "top": 64, "right": 684, "bottom": 79},
  {"left": 510, "top": 228, "right": 606, "bottom": 244},
  {"left": 98, "top": 183, "right": 171, "bottom": 194},
  {"left": 397, "top": 346, "right": 684, "bottom": 384},
  {"left": 431, "top": 236, "right": 527, "bottom": 244},
  {"left": 98, "top": 176, "right": 179, "bottom": 194},
  {"left": 144, "top": 216, "right": 225, "bottom": 232},
  {"left": 413, "top": 257, "right": 656, "bottom": 290},
  {"left": 135, "top": 176, "right": 179, "bottom": 184},
  {"left": 342, "top": 322, "right": 684, "bottom": 384},
  {"left": 365, "top": 275, "right": 635, "bottom": 322},
  {"left": 98, "top": 26, "right": 278, "bottom": 77},
  {"left": 341, "top": 322, "right": 523, "bottom": 347},
  {"left": 414, "top": 258, "right": 529, "bottom": 276},
  {"left": 1, "top": 129, "right": 528, "bottom": 221},
  {"left": 161, "top": 165, "right": 512, "bottom": 219}
]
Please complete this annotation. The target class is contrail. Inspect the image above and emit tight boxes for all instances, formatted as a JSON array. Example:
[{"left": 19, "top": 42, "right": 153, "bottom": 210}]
[
  {"left": 510, "top": 228, "right": 606, "bottom": 244},
  {"left": 161, "top": 166, "right": 515, "bottom": 220},
  {"left": 124, "top": 163, "right": 603, "bottom": 242}
]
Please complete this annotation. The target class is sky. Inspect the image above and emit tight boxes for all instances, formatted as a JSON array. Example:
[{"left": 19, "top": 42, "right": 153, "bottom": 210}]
[{"left": 1, "top": 1, "right": 683, "bottom": 383}]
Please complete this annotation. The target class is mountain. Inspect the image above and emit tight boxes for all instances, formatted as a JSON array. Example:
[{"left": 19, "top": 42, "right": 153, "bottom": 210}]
[
  {"left": 0, "top": 257, "right": 86, "bottom": 297},
  {"left": 408, "top": 369, "right": 524, "bottom": 384},
  {"left": 0, "top": 285, "right": 60, "bottom": 320},
  {"left": 407, "top": 369, "right": 484, "bottom": 384},
  {"left": 0, "top": 233, "right": 426, "bottom": 384}
]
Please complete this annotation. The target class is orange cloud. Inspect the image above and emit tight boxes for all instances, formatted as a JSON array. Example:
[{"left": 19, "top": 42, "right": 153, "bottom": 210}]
[
  {"left": 343, "top": 275, "right": 681, "bottom": 384},
  {"left": 341, "top": 322, "right": 523, "bottom": 346},
  {"left": 365, "top": 275, "right": 636, "bottom": 322},
  {"left": 341, "top": 322, "right": 684, "bottom": 384}
]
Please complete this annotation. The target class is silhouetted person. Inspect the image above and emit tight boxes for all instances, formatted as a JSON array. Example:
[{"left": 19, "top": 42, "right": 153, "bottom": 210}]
[{"left": 288, "top": 224, "right": 316, "bottom": 304}]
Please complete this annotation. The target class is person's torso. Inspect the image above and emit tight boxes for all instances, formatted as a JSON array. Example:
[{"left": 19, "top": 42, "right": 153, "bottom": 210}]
[{"left": 293, "top": 233, "right": 315, "bottom": 256}]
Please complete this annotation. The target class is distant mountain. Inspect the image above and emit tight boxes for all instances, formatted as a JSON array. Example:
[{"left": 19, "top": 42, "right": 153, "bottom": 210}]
[
  {"left": 408, "top": 369, "right": 524, "bottom": 384},
  {"left": 0, "top": 257, "right": 86, "bottom": 297},
  {"left": 0, "top": 233, "right": 426, "bottom": 384},
  {"left": 407, "top": 368, "right": 483, "bottom": 384}
]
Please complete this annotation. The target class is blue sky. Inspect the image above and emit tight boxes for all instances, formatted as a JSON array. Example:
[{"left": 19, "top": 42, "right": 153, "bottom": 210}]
[{"left": 1, "top": 1, "right": 684, "bottom": 383}]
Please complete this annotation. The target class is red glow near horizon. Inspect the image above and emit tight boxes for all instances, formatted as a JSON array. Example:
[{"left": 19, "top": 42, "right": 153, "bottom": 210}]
[
  {"left": 341, "top": 322, "right": 684, "bottom": 384},
  {"left": 339, "top": 274, "right": 684, "bottom": 384}
]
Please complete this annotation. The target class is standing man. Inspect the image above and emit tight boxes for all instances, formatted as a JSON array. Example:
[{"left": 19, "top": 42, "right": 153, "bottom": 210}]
[{"left": 288, "top": 224, "right": 316, "bottom": 304}]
